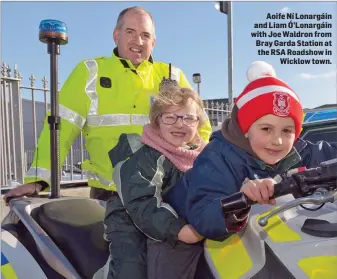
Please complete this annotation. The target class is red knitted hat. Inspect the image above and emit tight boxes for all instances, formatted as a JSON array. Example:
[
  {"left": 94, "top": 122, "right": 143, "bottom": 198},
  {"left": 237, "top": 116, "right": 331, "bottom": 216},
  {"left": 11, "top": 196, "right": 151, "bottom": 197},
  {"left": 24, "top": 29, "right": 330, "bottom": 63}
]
[{"left": 235, "top": 61, "right": 303, "bottom": 138}]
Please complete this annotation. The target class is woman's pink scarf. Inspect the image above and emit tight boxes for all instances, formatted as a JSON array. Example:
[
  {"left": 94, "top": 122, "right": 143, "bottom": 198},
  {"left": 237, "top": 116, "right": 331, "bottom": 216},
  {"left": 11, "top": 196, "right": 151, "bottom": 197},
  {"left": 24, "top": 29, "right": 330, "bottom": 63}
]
[{"left": 141, "top": 124, "right": 206, "bottom": 172}]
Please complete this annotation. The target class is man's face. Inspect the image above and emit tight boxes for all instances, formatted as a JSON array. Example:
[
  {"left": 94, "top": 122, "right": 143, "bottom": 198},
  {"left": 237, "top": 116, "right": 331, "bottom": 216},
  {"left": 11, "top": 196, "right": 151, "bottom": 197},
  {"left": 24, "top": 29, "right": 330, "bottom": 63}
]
[{"left": 113, "top": 11, "right": 155, "bottom": 67}]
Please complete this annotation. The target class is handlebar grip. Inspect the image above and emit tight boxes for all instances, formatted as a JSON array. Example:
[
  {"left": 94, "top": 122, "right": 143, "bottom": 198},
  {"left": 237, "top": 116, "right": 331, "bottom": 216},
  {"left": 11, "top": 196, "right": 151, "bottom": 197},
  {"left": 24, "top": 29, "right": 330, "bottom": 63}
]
[
  {"left": 221, "top": 192, "right": 254, "bottom": 213},
  {"left": 221, "top": 160, "right": 337, "bottom": 214},
  {"left": 271, "top": 177, "right": 300, "bottom": 199},
  {"left": 221, "top": 179, "right": 298, "bottom": 214}
]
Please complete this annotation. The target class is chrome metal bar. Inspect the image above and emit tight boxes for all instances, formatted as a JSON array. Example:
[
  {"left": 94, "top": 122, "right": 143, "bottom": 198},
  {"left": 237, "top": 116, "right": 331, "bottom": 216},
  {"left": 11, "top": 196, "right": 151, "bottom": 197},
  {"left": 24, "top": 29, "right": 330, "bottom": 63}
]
[
  {"left": 70, "top": 146, "right": 73, "bottom": 181},
  {"left": 258, "top": 190, "right": 337, "bottom": 227},
  {"left": 3, "top": 80, "right": 11, "bottom": 184},
  {"left": 31, "top": 88, "right": 37, "bottom": 147},
  {"left": 0, "top": 80, "right": 5, "bottom": 185},
  {"left": 9, "top": 82, "right": 17, "bottom": 180},
  {"left": 11, "top": 77, "right": 25, "bottom": 184}
]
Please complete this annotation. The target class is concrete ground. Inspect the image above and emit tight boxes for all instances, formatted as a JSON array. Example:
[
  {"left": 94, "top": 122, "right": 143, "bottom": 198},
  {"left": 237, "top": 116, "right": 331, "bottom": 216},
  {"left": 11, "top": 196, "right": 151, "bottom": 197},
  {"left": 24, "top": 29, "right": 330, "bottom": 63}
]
[{"left": 1, "top": 186, "right": 90, "bottom": 221}]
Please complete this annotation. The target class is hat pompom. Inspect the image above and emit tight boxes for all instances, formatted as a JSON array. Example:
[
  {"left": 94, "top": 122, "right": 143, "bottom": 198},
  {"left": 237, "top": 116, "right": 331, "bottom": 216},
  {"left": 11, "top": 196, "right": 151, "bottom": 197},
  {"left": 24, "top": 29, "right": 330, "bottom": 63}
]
[{"left": 246, "top": 61, "right": 276, "bottom": 82}]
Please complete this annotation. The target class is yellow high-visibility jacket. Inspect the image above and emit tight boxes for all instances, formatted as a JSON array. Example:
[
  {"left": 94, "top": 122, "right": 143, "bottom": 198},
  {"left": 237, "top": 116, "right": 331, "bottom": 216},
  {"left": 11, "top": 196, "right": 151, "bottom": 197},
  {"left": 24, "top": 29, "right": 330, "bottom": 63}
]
[{"left": 24, "top": 49, "right": 212, "bottom": 191}]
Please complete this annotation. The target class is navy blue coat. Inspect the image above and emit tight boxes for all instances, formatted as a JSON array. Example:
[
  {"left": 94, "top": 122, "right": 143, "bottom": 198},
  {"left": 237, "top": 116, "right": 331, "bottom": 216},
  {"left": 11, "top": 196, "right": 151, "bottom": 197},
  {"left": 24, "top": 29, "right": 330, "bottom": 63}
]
[{"left": 165, "top": 130, "right": 337, "bottom": 241}]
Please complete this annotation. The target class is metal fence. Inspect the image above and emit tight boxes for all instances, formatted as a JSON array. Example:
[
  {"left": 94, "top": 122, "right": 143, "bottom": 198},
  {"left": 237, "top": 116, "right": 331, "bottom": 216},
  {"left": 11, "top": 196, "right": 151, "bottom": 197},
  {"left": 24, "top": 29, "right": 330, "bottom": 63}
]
[
  {"left": 0, "top": 62, "right": 231, "bottom": 187},
  {"left": 1, "top": 64, "right": 25, "bottom": 187},
  {"left": 204, "top": 100, "right": 232, "bottom": 129}
]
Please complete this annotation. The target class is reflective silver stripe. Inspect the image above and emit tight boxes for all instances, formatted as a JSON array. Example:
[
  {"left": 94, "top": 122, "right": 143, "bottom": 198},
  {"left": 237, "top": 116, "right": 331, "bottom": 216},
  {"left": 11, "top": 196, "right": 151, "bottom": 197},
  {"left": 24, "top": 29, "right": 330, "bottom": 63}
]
[
  {"left": 58, "top": 105, "right": 86, "bottom": 129},
  {"left": 151, "top": 155, "right": 178, "bottom": 218},
  {"left": 203, "top": 109, "right": 210, "bottom": 119},
  {"left": 126, "top": 134, "right": 143, "bottom": 154},
  {"left": 114, "top": 160, "right": 126, "bottom": 204},
  {"left": 114, "top": 135, "right": 142, "bottom": 201},
  {"left": 85, "top": 114, "right": 150, "bottom": 126},
  {"left": 131, "top": 114, "right": 150, "bottom": 125},
  {"left": 87, "top": 114, "right": 131, "bottom": 126},
  {"left": 84, "top": 60, "right": 99, "bottom": 116},
  {"left": 114, "top": 155, "right": 176, "bottom": 242},
  {"left": 171, "top": 66, "right": 181, "bottom": 83},
  {"left": 85, "top": 170, "right": 114, "bottom": 187},
  {"left": 25, "top": 167, "right": 51, "bottom": 181},
  {"left": 47, "top": 105, "right": 86, "bottom": 129},
  {"left": 114, "top": 159, "right": 160, "bottom": 241}
]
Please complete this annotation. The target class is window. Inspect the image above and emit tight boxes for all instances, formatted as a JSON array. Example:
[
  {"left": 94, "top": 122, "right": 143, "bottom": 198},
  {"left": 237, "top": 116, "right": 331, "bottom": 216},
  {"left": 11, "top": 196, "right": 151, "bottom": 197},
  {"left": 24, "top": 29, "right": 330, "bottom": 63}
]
[{"left": 301, "top": 124, "right": 337, "bottom": 143}]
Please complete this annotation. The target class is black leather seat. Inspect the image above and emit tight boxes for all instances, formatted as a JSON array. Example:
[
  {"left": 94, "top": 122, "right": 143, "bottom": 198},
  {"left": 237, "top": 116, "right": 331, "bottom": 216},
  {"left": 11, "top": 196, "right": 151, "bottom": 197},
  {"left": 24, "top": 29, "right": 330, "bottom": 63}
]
[{"left": 31, "top": 199, "right": 109, "bottom": 279}]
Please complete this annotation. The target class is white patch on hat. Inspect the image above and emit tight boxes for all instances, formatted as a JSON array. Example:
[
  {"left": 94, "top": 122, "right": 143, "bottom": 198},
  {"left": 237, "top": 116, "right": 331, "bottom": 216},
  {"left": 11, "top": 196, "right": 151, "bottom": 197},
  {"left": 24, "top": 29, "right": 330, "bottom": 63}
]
[
  {"left": 247, "top": 61, "right": 276, "bottom": 82},
  {"left": 273, "top": 92, "right": 290, "bottom": 116}
]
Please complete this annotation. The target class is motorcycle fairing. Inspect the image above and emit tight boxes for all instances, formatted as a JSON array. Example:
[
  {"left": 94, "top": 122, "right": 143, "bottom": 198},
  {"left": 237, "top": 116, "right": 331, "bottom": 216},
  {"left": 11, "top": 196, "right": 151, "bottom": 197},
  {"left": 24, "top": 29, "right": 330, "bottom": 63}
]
[
  {"left": 1, "top": 229, "right": 47, "bottom": 279},
  {"left": 204, "top": 196, "right": 337, "bottom": 279},
  {"left": 2, "top": 197, "right": 84, "bottom": 279},
  {"left": 262, "top": 201, "right": 337, "bottom": 279},
  {"left": 1, "top": 251, "right": 18, "bottom": 279}
]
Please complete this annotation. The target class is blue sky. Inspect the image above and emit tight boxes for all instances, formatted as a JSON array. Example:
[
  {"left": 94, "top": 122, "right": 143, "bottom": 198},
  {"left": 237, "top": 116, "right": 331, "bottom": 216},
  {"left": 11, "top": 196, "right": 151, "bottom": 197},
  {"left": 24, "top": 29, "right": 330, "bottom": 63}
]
[{"left": 2, "top": 1, "right": 336, "bottom": 109}]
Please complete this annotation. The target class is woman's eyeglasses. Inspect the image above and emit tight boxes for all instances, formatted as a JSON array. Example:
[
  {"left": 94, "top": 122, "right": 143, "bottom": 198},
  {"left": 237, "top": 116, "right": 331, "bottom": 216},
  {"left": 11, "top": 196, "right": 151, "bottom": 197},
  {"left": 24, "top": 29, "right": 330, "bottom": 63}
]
[{"left": 160, "top": 113, "right": 199, "bottom": 127}]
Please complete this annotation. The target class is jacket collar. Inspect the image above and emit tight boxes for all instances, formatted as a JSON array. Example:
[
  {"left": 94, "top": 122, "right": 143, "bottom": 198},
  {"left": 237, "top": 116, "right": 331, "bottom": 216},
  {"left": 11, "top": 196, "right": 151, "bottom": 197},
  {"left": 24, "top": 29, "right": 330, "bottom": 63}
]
[{"left": 112, "top": 47, "right": 154, "bottom": 71}]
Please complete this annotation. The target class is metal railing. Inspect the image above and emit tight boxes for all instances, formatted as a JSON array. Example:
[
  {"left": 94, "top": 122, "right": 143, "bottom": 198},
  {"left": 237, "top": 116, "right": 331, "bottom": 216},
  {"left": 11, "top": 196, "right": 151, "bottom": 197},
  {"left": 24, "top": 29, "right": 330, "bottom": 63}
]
[
  {"left": 0, "top": 62, "right": 90, "bottom": 187},
  {"left": 0, "top": 62, "right": 231, "bottom": 187},
  {"left": 1, "top": 64, "right": 25, "bottom": 187},
  {"left": 204, "top": 100, "right": 232, "bottom": 130}
]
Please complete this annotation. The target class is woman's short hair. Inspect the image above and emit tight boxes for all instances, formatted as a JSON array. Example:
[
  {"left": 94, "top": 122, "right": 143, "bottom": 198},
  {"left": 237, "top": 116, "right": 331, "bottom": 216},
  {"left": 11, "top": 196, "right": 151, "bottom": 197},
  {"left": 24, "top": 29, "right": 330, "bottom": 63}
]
[{"left": 149, "top": 83, "right": 206, "bottom": 128}]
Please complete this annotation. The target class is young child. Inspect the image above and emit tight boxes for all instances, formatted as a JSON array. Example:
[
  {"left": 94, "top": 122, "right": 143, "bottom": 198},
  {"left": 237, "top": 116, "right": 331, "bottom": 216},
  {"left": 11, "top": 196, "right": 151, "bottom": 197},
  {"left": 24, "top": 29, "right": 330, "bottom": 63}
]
[
  {"left": 101, "top": 82, "right": 208, "bottom": 279},
  {"left": 165, "top": 60, "right": 337, "bottom": 242}
]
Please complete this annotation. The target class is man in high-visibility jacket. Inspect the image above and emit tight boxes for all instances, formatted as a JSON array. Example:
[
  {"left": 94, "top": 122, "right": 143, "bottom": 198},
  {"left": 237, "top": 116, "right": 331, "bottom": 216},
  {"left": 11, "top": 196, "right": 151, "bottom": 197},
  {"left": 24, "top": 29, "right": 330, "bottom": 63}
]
[{"left": 4, "top": 6, "right": 212, "bottom": 202}]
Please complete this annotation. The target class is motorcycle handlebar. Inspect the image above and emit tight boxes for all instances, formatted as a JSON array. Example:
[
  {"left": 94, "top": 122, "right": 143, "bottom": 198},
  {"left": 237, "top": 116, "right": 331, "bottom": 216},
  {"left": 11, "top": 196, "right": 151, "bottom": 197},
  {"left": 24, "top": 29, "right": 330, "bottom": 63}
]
[
  {"left": 220, "top": 178, "right": 296, "bottom": 213},
  {"left": 221, "top": 158, "right": 337, "bottom": 214}
]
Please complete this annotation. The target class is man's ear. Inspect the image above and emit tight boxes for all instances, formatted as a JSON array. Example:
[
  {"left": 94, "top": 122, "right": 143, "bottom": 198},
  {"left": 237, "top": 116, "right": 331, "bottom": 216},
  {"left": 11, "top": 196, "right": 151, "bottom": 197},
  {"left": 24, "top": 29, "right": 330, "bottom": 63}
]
[
  {"left": 113, "top": 28, "right": 119, "bottom": 45},
  {"left": 151, "top": 37, "right": 156, "bottom": 49}
]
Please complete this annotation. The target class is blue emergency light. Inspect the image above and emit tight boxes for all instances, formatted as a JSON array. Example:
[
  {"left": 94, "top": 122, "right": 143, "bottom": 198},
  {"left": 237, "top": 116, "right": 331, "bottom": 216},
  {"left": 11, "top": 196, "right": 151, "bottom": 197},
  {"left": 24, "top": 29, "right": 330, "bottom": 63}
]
[{"left": 39, "top": 19, "right": 68, "bottom": 45}]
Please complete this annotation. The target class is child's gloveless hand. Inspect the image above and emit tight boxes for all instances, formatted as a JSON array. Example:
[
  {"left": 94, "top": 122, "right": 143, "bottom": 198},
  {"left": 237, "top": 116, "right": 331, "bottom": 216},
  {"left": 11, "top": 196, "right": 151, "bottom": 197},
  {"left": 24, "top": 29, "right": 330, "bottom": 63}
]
[
  {"left": 240, "top": 178, "right": 276, "bottom": 205},
  {"left": 178, "top": 224, "right": 204, "bottom": 244}
]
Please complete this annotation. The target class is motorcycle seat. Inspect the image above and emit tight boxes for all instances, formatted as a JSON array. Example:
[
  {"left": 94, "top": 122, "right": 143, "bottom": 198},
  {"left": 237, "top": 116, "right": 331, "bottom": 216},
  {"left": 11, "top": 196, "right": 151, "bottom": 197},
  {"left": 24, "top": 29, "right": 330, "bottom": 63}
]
[{"left": 31, "top": 198, "right": 109, "bottom": 279}]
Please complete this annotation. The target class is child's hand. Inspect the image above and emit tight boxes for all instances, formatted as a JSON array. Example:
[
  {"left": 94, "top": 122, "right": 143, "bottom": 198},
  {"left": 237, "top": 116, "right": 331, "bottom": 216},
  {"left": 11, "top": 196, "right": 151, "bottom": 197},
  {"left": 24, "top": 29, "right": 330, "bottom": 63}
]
[
  {"left": 178, "top": 224, "right": 204, "bottom": 244},
  {"left": 240, "top": 178, "right": 276, "bottom": 205}
]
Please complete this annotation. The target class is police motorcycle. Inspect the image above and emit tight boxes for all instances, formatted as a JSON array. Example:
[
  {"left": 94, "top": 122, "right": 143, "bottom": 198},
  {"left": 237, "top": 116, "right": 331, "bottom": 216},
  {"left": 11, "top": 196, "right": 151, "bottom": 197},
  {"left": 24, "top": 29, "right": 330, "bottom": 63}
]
[
  {"left": 1, "top": 20, "right": 337, "bottom": 279},
  {"left": 2, "top": 158, "right": 337, "bottom": 279},
  {"left": 206, "top": 159, "right": 337, "bottom": 279}
]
